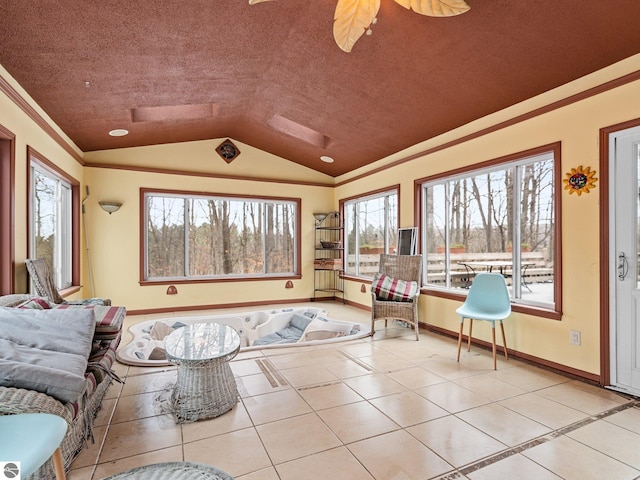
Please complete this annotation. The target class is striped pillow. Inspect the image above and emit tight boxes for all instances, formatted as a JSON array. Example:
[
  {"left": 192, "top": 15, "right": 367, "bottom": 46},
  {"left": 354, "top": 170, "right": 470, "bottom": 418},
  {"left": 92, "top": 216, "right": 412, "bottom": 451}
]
[{"left": 371, "top": 273, "right": 419, "bottom": 302}]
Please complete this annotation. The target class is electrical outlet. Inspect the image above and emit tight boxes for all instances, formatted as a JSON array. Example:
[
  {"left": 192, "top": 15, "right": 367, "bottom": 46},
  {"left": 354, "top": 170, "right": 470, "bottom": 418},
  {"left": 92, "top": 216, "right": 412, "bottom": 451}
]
[{"left": 570, "top": 330, "right": 581, "bottom": 346}]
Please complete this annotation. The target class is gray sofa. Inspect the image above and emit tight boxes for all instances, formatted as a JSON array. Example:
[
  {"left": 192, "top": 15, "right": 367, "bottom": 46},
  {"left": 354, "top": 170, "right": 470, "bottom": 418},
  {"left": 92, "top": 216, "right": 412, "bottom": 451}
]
[{"left": 0, "top": 294, "right": 125, "bottom": 479}]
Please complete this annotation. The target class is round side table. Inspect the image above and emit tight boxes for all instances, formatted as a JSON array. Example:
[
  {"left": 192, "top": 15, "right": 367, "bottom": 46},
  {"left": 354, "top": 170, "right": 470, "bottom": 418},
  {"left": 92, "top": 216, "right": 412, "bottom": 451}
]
[
  {"left": 102, "top": 461, "right": 235, "bottom": 479},
  {"left": 165, "top": 322, "right": 241, "bottom": 423}
]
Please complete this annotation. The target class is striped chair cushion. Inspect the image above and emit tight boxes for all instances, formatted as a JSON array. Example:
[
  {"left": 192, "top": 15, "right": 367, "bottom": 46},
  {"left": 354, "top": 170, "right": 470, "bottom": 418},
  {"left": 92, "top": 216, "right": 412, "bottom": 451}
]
[{"left": 372, "top": 273, "right": 419, "bottom": 302}]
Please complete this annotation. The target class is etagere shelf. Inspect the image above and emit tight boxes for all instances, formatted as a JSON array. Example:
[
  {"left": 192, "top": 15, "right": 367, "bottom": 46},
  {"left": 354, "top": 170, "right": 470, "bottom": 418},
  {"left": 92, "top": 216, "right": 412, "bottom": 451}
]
[{"left": 313, "top": 211, "right": 344, "bottom": 303}]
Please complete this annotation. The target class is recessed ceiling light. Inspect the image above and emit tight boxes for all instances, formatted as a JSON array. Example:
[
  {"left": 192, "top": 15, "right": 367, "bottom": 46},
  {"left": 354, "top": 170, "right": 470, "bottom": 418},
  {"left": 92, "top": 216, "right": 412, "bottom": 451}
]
[
  {"left": 320, "top": 156, "right": 334, "bottom": 163},
  {"left": 108, "top": 129, "right": 129, "bottom": 137}
]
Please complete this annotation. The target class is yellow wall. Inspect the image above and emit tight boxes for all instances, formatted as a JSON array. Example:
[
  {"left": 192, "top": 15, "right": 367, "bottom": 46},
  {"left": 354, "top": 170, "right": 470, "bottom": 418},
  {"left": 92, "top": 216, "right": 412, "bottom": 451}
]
[
  {"left": 0, "top": 65, "right": 85, "bottom": 292},
  {"left": 336, "top": 54, "right": 640, "bottom": 376},
  {"left": 82, "top": 144, "right": 335, "bottom": 310},
  {"left": 4, "top": 54, "right": 640, "bottom": 377}
]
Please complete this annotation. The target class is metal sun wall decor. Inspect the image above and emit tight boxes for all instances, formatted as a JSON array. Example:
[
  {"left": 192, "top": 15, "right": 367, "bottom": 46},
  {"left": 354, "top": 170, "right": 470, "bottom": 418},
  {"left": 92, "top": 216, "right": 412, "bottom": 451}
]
[
  {"left": 563, "top": 165, "right": 598, "bottom": 196},
  {"left": 248, "top": 0, "right": 471, "bottom": 52}
]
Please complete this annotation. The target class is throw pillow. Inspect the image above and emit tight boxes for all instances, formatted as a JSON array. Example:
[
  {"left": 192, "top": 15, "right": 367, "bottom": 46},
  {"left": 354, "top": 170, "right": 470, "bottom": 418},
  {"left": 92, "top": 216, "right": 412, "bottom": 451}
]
[
  {"left": 17, "top": 297, "right": 52, "bottom": 309},
  {"left": 371, "top": 273, "right": 419, "bottom": 302}
]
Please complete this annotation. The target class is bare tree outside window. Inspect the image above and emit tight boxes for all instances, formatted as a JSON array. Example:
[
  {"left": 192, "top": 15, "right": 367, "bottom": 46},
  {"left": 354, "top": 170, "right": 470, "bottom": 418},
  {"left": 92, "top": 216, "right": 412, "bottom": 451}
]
[
  {"left": 145, "top": 193, "right": 296, "bottom": 280},
  {"left": 422, "top": 152, "right": 556, "bottom": 307}
]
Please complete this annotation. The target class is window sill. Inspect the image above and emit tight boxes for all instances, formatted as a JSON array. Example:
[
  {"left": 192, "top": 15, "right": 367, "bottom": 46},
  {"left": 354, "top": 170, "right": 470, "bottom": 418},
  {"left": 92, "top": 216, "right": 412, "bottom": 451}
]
[
  {"left": 140, "top": 274, "right": 302, "bottom": 286},
  {"left": 59, "top": 285, "right": 81, "bottom": 298}
]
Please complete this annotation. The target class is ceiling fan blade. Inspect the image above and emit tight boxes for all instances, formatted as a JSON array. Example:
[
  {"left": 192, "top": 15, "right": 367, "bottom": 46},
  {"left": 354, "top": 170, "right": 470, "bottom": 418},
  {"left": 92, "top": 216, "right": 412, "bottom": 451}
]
[
  {"left": 333, "top": 0, "right": 381, "bottom": 53},
  {"left": 248, "top": 0, "right": 275, "bottom": 4},
  {"left": 393, "top": 0, "right": 470, "bottom": 16}
]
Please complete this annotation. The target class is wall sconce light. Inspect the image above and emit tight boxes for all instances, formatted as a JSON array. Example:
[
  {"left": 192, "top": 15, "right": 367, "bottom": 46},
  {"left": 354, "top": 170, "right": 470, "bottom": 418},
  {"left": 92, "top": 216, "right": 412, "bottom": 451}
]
[{"left": 99, "top": 201, "right": 122, "bottom": 214}]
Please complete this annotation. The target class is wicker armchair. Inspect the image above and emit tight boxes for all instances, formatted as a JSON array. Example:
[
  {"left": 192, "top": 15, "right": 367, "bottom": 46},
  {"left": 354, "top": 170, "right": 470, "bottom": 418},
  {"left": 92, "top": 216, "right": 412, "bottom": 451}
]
[
  {"left": 25, "top": 258, "right": 111, "bottom": 306},
  {"left": 371, "top": 254, "right": 422, "bottom": 341}
]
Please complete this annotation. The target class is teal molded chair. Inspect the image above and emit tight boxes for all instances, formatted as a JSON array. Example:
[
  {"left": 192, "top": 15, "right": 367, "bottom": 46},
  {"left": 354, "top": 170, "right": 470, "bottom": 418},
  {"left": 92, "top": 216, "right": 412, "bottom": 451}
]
[
  {"left": 0, "top": 413, "right": 68, "bottom": 479},
  {"left": 456, "top": 273, "right": 511, "bottom": 370}
]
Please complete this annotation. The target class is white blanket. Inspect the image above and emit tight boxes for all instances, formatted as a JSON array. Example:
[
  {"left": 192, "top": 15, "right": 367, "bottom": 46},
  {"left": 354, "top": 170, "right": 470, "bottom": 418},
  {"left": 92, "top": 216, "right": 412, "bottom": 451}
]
[{"left": 0, "top": 307, "right": 96, "bottom": 403}]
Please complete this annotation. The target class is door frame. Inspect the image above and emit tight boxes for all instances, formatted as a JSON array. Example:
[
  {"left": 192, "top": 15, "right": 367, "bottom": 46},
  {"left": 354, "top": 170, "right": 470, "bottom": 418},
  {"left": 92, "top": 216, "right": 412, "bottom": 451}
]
[{"left": 599, "top": 117, "right": 640, "bottom": 387}]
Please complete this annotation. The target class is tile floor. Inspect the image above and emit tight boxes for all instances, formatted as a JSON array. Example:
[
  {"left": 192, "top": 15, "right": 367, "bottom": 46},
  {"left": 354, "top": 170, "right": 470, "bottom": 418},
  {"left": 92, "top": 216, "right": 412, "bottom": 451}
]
[{"left": 68, "top": 302, "right": 640, "bottom": 480}]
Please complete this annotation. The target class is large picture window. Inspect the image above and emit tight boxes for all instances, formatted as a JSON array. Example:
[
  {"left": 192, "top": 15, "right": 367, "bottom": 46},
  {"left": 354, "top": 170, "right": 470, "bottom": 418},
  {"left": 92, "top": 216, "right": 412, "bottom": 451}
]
[
  {"left": 29, "top": 161, "right": 73, "bottom": 290},
  {"left": 342, "top": 188, "right": 399, "bottom": 277},
  {"left": 143, "top": 190, "right": 299, "bottom": 281},
  {"left": 420, "top": 146, "right": 560, "bottom": 310}
]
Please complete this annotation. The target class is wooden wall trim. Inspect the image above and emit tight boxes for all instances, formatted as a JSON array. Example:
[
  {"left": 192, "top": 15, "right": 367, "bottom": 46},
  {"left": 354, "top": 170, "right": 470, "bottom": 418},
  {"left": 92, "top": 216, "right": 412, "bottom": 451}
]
[{"left": 0, "top": 124, "right": 15, "bottom": 294}]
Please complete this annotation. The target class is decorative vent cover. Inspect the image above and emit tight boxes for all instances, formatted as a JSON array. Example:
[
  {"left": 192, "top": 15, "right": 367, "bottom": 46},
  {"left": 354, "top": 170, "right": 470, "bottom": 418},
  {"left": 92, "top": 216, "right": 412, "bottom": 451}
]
[{"left": 216, "top": 139, "right": 240, "bottom": 163}]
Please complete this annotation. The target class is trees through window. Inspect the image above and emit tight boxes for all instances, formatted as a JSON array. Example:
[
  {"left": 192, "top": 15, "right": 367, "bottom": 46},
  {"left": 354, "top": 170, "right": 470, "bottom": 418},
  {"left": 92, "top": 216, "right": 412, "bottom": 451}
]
[
  {"left": 421, "top": 147, "right": 559, "bottom": 309},
  {"left": 144, "top": 191, "right": 298, "bottom": 280},
  {"left": 342, "top": 188, "right": 399, "bottom": 277}
]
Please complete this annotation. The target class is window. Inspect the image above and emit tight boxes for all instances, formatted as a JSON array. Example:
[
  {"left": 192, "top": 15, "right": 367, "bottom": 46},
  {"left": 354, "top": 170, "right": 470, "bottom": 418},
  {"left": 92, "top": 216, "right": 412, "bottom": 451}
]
[
  {"left": 342, "top": 188, "right": 399, "bottom": 277},
  {"left": 29, "top": 160, "right": 73, "bottom": 290},
  {"left": 143, "top": 190, "right": 299, "bottom": 281},
  {"left": 420, "top": 146, "right": 559, "bottom": 310}
]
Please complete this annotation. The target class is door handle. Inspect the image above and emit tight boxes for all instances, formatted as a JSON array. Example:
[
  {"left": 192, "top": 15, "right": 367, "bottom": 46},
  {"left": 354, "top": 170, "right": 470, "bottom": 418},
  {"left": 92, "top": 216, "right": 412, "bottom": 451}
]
[{"left": 618, "top": 252, "right": 629, "bottom": 280}]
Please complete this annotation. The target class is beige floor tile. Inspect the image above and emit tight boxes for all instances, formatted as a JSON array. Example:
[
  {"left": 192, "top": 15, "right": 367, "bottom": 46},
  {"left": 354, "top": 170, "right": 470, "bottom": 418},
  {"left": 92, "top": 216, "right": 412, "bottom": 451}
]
[
  {"left": 297, "top": 381, "right": 364, "bottom": 410},
  {"left": 567, "top": 419, "right": 640, "bottom": 468},
  {"left": 456, "top": 403, "right": 551, "bottom": 446},
  {"left": 255, "top": 413, "right": 342, "bottom": 464},
  {"left": 386, "top": 366, "right": 448, "bottom": 389},
  {"left": 453, "top": 374, "right": 527, "bottom": 401},
  {"left": 111, "top": 391, "right": 162, "bottom": 424},
  {"left": 316, "top": 401, "right": 400, "bottom": 444},
  {"left": 120, "top": 370, "right": 176, "bottom": 397},
  {"left": 604, "top": 406, "right": 640, "bottom": 434},
  {"left": 276, "top": 446, "right": 375, "bottom": 480},
  {"left": 71, "top": 425, "right": 107, "bottom": 469},
  {"left": 467, "top": 453, "right": 562, "bottom": 480},
  {"left": 236, "top": 372, "right": 290, "bottom": 398},
  {"left": 99, "top": 414, "right": 182, "bottom": 463},
  {"left": 499, "top": 392, "right": 587, "bottom": 429},
  {"left": 536, "top": 383, "right": 630, "bottom": 415},
  {"left": 493, "top": 364, "right": 570, "bottom": 391},
  {"left": 524, "top": 435, "right": 640, "bottom": 480},
  {"left": 415, "top": 381, "right": 491, "bottom": 413},
  {"left": 67, "top": 465, "right": 95, "bottom": 480},
  {"left": 231, "top": 357, "right": 266, "bottom": 377},
  {"left": 419, "top": 356, "right": 486, "bottom": 380},
  {"left": 182, "top": 402, "right": 253, "bottom": 443},
  {"left": 243, "top": 388, "right": 312, "bottom": 425},
  {"left": 358, "top": 352, "right": 417, "bottom": 372},
  {"left": 348, "top": 430, "right": 453, "bottom": 479},
  {"left": 343, "top": 373, "right": 406, "bottom": 399},
  {"left": 94, "top": 397, "right": 117, "bottom": 427},
  {"left": 369, "top": 390, "right": 448, "bottom": 427},
  {"left": 408, "top": 415, "right": 506, "bottom": 467},
  {"left": 92, "top": 446, "right": 183, "bottom": 478},
  {"left": 279, "top": 364, "right": 338, "bottom": 387},
  {"left": 265, "top": 351, "right": 326, "bottom": 370},
  {"left": 338, "top": 342, "right": 383, "bottom": 358},
  {"left": 236, "top": 466, "right": 281, "bottom": 480},
  {"left": 184, "top": 427, "right": 272, "bottom": 478},
  {"left": 323, "top": 358, "right": 374, "bottom": 379}
]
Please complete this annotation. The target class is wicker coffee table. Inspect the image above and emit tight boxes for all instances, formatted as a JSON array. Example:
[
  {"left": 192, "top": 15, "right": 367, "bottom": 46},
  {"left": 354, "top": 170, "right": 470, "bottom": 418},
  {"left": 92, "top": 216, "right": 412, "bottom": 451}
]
[{"left": 165, "top": 322, "right": 241, "bottom": 423}]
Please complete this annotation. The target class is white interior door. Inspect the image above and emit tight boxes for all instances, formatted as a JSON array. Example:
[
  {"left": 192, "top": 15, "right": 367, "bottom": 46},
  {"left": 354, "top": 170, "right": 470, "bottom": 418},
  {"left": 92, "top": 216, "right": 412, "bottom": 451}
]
[{"left": 609, "top": 126, "right": 640, "bottom": 396}]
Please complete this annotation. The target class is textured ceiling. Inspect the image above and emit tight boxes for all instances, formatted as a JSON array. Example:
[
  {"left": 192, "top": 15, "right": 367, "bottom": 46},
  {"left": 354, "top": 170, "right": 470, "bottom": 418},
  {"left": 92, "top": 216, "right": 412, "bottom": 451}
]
[{"left": 2, "top": 1, "right": 640, "bottom": 176}]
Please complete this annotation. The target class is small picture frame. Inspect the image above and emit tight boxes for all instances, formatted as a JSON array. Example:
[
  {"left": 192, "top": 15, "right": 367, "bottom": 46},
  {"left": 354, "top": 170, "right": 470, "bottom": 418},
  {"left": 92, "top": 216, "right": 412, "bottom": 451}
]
[{"left": 397, "top": 227, "right": 417, "bottom": 255}]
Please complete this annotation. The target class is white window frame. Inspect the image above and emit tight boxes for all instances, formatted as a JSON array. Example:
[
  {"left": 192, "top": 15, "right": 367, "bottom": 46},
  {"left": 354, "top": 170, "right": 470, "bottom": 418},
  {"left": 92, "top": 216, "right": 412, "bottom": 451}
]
[
  {"left": 343, "top": 188, "right": 399, "bottom": 278},
  {"left": 29, "top": 162, "right": 72, "bottom": 289},
  {"left": 420, "top": 150, "right": 558, "bottom": 310}
]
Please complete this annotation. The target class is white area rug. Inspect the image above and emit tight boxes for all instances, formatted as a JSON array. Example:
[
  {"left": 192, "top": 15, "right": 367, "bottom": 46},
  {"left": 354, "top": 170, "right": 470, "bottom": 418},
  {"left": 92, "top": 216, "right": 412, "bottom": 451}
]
[{"left": 116, "top": 308, "right": 370, "bottom": 367}]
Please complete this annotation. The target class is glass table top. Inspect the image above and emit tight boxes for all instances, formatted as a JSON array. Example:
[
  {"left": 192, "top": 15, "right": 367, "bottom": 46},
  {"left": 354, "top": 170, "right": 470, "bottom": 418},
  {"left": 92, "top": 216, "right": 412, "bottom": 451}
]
[{"left": 164, "top": 322, "right": 241, "bottom": 361}]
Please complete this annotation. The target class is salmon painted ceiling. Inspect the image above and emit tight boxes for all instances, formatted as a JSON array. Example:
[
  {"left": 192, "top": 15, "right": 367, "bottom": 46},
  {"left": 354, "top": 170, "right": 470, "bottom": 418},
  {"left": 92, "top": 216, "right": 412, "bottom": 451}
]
[{"left": 2, "top": 1, "right": 640, "bottom": 176}]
